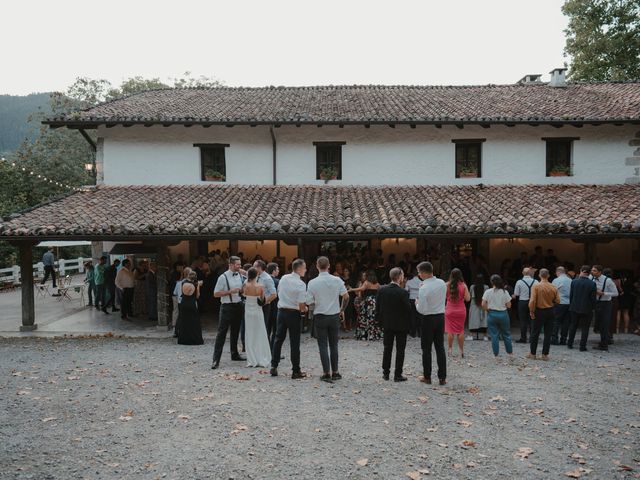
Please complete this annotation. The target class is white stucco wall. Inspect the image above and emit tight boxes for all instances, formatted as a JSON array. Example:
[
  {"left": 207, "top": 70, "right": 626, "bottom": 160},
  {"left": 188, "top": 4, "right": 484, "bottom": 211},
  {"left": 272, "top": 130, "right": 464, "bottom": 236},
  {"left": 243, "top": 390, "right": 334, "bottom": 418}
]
[{"left": 98, "top": 123, "right": 637, "bottom": 186}]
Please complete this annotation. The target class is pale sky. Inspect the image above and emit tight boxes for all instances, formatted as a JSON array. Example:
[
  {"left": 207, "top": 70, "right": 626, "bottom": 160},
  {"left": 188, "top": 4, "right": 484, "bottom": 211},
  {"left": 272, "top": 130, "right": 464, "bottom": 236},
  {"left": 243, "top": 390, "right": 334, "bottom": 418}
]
[{"left": 2, "top": 0, "right": 569, "bottom": 95}]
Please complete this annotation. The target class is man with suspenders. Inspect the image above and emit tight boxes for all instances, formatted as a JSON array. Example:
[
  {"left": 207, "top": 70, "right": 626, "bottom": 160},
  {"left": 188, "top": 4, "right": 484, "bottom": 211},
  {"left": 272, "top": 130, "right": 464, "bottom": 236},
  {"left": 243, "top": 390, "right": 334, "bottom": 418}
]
[
  {"left": 591, "top": 265, "right": 619, "bottom": 351},
  {"left": 211, "top": 256, "right": 246, "bottom": 369},
  {"left": 513, "top": 268, "right": 538, "bottom": 343}
]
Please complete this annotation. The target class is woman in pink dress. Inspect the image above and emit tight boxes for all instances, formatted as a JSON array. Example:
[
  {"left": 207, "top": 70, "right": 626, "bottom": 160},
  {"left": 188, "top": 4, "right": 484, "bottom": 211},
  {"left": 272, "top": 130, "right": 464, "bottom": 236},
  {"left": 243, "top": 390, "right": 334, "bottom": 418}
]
[{"left": 445, "top": 268, "right": 471, "bottom": 357}]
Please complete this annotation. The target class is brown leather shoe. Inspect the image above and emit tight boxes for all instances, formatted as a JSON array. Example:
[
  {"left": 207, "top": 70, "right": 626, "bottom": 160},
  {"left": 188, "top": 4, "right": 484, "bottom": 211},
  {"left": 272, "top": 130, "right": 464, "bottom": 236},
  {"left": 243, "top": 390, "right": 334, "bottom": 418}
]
[
  {"left": 420, "top": 376, "right": 432, "bottom": 385},
  {"left": 291, "top": 371, "right": 307, "bottom": 380},
  {"left": 439, "top": 379, "right": 447, "bottom": 386}
]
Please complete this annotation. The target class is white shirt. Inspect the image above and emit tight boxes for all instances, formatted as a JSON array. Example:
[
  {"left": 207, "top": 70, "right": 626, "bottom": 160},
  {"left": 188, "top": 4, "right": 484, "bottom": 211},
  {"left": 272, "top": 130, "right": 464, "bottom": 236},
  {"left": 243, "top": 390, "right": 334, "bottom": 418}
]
[
  {"left": 214, "top": 270, "right": 244, "bottom": 304},
  {"left": 482, "top": 287, "right": 512, "bottom": 311},
  {"left": 552, "top": 274, "right": 572, "bottom": 305},
  {"left": 306, "top": 271, "right": 348, "bottom": 315},
  {"left": 277, "top": 272, "right": 307, "bottom": 309},
  {"left": 173, "top": 279, "right": 185, "bottom": 303},
  {"left": 592, "top": 275, "right": 619, "bottom": 302},
  {"left": 257, "top": 271, "right": 277, "bottom": 298},
  {"left": 416, "top": 276, "right": 447, "bottom": 315},
  {"left": 514, "top": 276, "right": 538, "bottom": 300},
  {"left": 405, "top": 276, "right": 422, "bottom": 300}
]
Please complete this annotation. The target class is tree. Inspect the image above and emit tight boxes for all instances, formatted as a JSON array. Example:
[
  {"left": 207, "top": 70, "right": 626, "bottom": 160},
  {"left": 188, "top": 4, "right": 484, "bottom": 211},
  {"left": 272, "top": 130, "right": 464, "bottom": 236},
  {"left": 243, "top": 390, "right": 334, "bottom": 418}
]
[
  {"left": 563, "top": 0, "right": 640, "bottom": 81},
  {"left": 0, "top": 73, "right": 223, "bottom": 267}
]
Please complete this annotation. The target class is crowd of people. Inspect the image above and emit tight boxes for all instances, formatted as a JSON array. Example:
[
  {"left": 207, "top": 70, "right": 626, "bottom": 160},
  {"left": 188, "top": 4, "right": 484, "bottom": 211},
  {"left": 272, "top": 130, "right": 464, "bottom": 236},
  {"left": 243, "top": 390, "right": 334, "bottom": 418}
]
[
  {"left": 166, "top": 247, "right": 639, "bottom": 385},
  {"left": 40, "top": 243, "right": 640, "bottom": 383}
]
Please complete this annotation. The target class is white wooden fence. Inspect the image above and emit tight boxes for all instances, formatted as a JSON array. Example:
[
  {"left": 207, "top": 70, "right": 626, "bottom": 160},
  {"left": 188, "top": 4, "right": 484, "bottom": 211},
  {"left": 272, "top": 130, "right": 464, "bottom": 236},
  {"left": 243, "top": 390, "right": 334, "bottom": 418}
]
[{"left": 0, "top": 257, "right": 87, "bottom": 287}]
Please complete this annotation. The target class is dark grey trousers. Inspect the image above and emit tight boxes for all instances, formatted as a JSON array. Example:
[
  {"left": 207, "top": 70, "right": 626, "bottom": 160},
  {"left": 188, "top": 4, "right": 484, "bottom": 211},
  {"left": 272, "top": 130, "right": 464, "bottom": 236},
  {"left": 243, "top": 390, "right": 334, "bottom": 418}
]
[{"left": 315, "top": 313, "right": 341, "bottom": 374}]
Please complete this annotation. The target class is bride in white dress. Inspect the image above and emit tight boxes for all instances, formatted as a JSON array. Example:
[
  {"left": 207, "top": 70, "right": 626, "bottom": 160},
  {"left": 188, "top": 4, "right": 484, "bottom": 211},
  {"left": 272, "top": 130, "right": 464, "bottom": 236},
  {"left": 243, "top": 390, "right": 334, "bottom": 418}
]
[{"left": 242, "top": 268, "right": 273, "bottom": 368}]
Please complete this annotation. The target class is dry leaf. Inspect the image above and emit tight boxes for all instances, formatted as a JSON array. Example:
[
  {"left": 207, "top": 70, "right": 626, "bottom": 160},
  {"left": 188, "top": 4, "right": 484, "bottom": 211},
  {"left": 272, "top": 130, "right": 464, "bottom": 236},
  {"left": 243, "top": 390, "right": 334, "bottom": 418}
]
[
  {"left": 356, "top": 458, "right": 368, "bottom": 466},
  {"left": 462, "top": 440, "right": 476, "bottom": 448},
  {"left": 418, "top": 396, "right": 429, "bottom": 404},
  {"left": 178, "top": 415, "right": 191, "bottom": 420},
  {"left": 457, "top": 420, "right": 472, "bottom": 427},
  {"left": 491, "top": 395, "right": 506, "bottom": 402},
  {"left": 41, "top": 417, "right": 57, "bottom": 423},
  {"left": 467, "top": 387, "right": 480, "bottom": 394},
  {"left": 618, "top": 465, "right": 634, "bottom": 472},
  {"left": 66, "top": 376, "right": 79, "bottom": 380},
  {"left": 406, "top": 471, "right": 421, "bottom": 480},
  {"left": 352, "top": 390, "right": 361, "bottom": 394},
  {"left": 514, "top": 447, "right": 534, "bottom": 459}
]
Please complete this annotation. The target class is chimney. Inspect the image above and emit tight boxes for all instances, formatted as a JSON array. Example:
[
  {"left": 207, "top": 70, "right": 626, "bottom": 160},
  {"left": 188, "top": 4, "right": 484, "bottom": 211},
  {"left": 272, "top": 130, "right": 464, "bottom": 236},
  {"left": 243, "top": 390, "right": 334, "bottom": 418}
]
[
  {"left": 549, "top": 67, "right": 567, "bottom": 87},
  {"left": 517, "top": 74, "right": 542, "bottom": 84}
]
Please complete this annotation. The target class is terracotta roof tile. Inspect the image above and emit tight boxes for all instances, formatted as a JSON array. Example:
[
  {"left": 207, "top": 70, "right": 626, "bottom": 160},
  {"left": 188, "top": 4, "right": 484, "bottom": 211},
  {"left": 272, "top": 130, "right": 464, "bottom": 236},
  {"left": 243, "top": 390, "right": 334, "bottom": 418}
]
[
  {"left": 1, "top": 184, "right": 639, "bottom": 239},
  {"left": 45, "top": 83, "right": 640, "bottom": 127}
]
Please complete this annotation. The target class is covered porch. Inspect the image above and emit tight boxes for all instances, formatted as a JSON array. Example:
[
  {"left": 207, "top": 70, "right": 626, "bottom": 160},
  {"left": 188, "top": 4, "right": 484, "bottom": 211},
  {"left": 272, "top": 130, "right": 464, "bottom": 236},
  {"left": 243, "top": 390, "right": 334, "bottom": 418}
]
[{"left": 1, "top": 183, "right": 639, "bottom": 332}]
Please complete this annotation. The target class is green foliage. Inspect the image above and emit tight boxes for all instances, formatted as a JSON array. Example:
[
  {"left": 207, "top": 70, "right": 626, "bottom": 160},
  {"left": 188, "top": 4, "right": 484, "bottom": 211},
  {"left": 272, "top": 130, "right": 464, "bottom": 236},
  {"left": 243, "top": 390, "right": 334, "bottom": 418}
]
[
  {"left": 0, "top": 73, "right": 223, "bottom": 267},
  {"left": 563, "top": 0, "right": 640, "bottom": 81},
  {"left": 0, "top": 93, "right": 51, "bottom": 154}
]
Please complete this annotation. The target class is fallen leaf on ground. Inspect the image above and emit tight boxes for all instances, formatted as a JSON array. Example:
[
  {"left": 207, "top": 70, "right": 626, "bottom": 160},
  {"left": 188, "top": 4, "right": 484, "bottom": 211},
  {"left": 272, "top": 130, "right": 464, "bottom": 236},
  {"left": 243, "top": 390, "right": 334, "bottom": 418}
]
[
  {"left": 565, "top": 467, "right": 593, "bottom": 477},
  {"left": 406, "top": 471, "right": 421, "bottom": 480},
  {"left": 462, "top": 440, "right": 476, "bottom": 448},
  {"left": 356, "top": 458, "right": 368, "bottom": 466},
  {"left": 178, "top": 415, "right": 191, "bottom": 420},
  {"left": 514, "top": 447, "right": 534, "bottom": 459},
  {"left": 41, "top": 417, "right": 57, "bottom": 423},
  {"left": 457, "top": 420, "right": 472, "bottom": 427},
  {"left": 491, "top": 395, "right": 506, "bottom": 402}
]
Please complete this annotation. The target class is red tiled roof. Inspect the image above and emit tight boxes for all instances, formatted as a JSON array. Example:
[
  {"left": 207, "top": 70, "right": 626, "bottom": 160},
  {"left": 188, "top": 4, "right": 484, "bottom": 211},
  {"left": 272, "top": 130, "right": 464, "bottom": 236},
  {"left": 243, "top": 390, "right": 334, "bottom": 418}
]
[
  {"left": 44, "top": 83, "right": 640, "bottom": 127},
  {"left": 1, "top": 184, "right": 639, "bottom": 239}
]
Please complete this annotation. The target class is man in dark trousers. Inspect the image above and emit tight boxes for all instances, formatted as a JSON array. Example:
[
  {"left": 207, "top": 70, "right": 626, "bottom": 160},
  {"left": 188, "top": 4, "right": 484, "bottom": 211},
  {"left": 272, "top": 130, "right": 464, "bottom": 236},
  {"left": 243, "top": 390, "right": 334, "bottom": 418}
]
[
  {"left": 103, "top": 259, "right": 120, "bottom": 313},
  {"left": 266, "top": 262, "right": 280, "bottom": 345},
  {"left": 375, "top": 267, "right": 412, "bottom": 382},
  {"left": 567, "top": 265, "right": 597, "bottom": 351},
  {"left": 211, "top": 256, "right": 246, "bottom": 369},
  {"left": 416, "top": 261, "right": 448, "bottom": 386}
]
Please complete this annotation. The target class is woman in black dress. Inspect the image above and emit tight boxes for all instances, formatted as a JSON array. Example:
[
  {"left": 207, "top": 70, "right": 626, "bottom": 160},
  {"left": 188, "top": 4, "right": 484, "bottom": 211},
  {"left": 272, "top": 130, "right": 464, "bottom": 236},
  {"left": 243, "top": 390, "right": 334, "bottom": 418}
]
[{"left": 178, "top": 272, "right": 204, "bottom": 345}]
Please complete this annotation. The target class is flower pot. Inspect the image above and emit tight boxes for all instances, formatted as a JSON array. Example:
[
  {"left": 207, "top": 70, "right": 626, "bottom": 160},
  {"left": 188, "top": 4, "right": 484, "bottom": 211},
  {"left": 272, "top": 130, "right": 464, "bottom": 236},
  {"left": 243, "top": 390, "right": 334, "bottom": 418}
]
[
  {"left": 459, "top": 172, "right": 478, "bottom": 178},
  {"left": 548, "top": 171, "right": 569, "bottom": 177}
]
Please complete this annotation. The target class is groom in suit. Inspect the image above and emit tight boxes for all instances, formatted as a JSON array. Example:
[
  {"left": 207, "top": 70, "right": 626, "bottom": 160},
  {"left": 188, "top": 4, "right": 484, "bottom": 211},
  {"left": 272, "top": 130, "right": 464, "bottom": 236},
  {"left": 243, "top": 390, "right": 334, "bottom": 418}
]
[{"left": 375, "top": 267, "right": 412, "bottom": 382}]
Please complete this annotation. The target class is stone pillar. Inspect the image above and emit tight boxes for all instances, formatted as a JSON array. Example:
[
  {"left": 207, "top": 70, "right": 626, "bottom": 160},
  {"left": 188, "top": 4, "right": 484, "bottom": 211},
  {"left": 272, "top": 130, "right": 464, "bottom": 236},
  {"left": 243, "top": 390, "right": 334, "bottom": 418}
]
[
  {"left": 91, "top": 241, "right": 104, "bottom": 261},
  {"left": 19, "top": 242, "right": 37, "bottom": 331},
  {"left": 156, "top": 243, "right": 170, "bottom": 328}
]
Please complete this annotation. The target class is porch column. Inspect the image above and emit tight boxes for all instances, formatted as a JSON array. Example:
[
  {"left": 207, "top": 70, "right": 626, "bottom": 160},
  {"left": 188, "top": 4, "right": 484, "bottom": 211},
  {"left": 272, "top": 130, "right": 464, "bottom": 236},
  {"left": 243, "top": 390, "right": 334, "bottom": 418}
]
[
  {"left": 18, "top": 242, "right": 37, "bottom": 331},
  {"left": 229, "top": 239, "right": 238, "bottom": 256},
  {"left": 583, "top": 240, "right": 597, "bottom": 265},
  {"left": 156, "top": 243, "right": 170, "bottom": 328}
]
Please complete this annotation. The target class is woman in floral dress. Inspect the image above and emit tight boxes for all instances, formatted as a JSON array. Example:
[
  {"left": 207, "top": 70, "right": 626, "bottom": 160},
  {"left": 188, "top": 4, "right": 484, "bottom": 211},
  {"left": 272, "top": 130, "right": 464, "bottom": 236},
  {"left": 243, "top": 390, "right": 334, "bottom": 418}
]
[{"left": 349, "top": 270, "right": 382, "bottom": 341}]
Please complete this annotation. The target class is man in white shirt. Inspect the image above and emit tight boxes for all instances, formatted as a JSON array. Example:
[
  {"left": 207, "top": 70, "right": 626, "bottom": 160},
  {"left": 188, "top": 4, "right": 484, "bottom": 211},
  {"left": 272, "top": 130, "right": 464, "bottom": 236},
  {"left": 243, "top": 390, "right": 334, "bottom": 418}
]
[
  {"left": 306, "top": 256, "right": 349, "bottom": 383},
  {"left": 211, "top": 256, "right": 245, "bottom": 369},
  {"left": 254, "top": 259, "right": 277, "bottom": 329},
  {"left": 513, "top": 268, "right": 538, "bottom": 343},
  {"left": 271, "top": 259, "right": 308, "bottom": 379},
  {"left": 415, "top": 261, "right": 447, "bottom": 385},
  {"left": 551, "top": 266, "right": 572, "bottom": 345},
  {"left": 115, "top": 259, "right": 135, "bottom": 321},
  {"left": 405, "top": 271, "right": 422, "bottom": 338},
  {"left": 591, "top": 265, "right": 619, "bottom": 351}
]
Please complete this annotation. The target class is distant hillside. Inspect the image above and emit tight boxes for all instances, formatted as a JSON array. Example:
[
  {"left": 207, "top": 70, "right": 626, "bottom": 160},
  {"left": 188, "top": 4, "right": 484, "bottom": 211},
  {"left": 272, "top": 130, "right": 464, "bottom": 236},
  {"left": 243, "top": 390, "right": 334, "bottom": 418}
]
[{"left": 0, "top": 92, "right": 52, "bottom": 155}]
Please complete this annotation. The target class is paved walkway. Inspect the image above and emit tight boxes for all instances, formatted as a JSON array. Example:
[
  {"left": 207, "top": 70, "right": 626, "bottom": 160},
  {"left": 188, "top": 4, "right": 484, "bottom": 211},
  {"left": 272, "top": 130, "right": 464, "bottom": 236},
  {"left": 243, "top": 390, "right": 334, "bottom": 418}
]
[{"left": 0, "top": 279, "right": 218, "bottom": 338}]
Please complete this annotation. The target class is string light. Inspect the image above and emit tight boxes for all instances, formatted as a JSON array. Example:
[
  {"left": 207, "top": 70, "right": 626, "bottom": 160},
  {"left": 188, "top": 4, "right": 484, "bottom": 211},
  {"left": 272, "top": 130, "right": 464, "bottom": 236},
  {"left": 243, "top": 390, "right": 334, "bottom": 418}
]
[{"left": 0, "top": 157, "right": 83, "bottom": 191}]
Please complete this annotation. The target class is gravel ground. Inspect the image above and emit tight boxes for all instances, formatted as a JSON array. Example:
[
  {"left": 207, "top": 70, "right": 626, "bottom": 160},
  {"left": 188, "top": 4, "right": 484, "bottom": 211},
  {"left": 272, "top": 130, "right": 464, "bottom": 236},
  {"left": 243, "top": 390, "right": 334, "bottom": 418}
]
[{"left": 1, "top": 334, "right": 639, "bottom": 480}]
